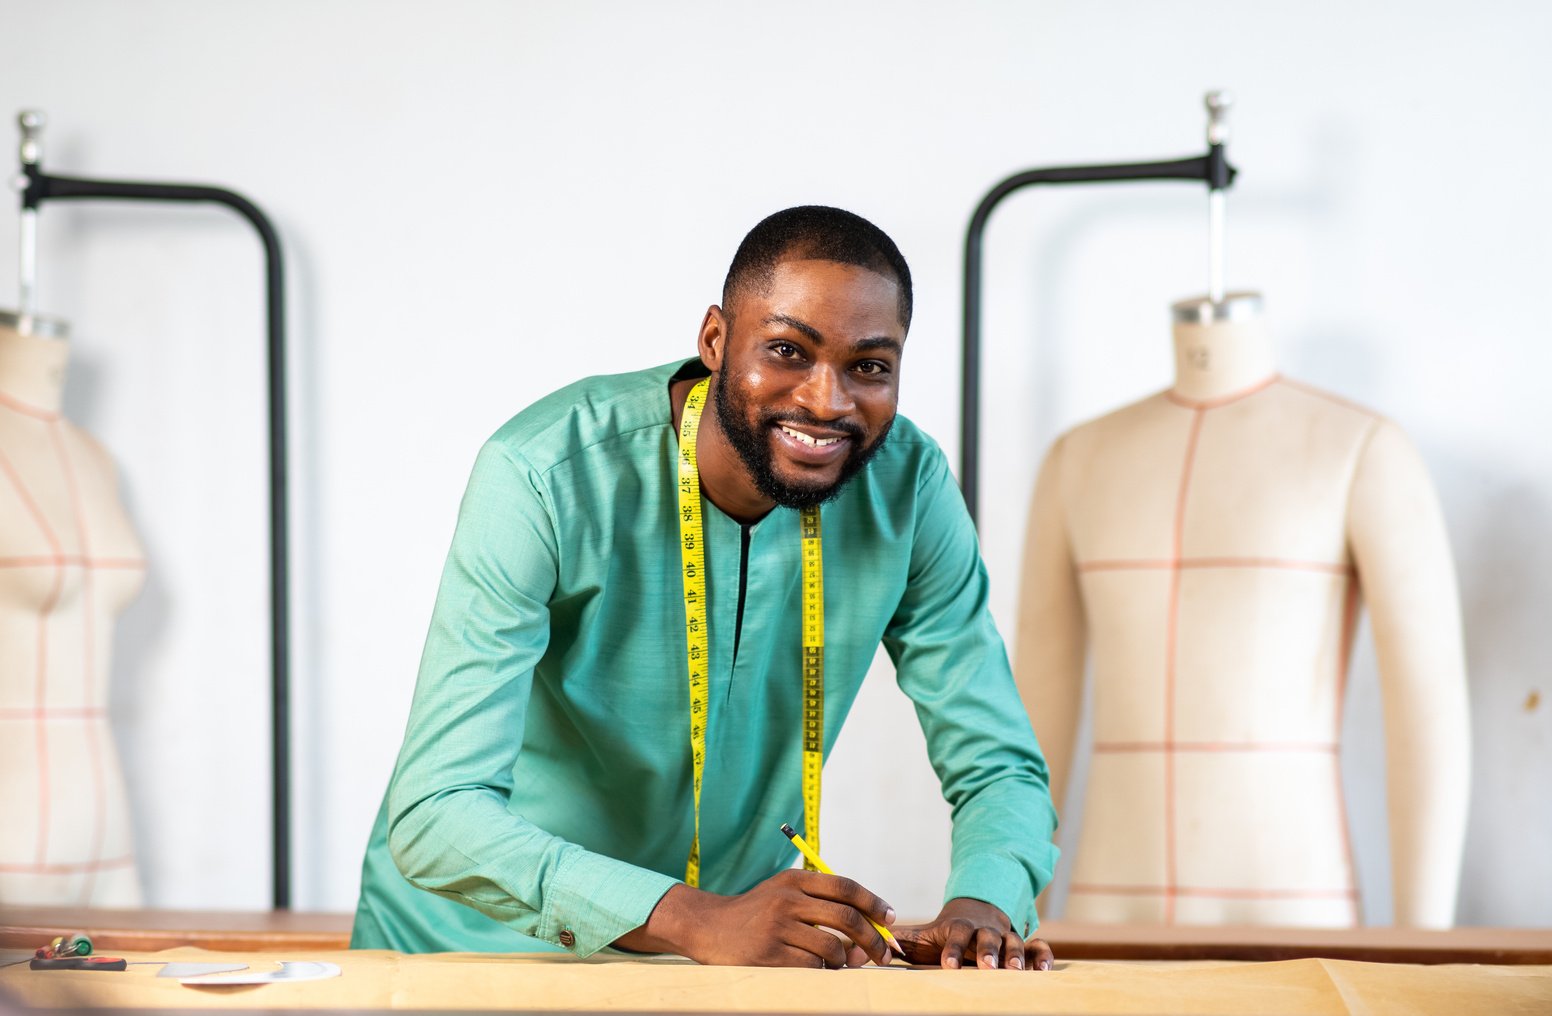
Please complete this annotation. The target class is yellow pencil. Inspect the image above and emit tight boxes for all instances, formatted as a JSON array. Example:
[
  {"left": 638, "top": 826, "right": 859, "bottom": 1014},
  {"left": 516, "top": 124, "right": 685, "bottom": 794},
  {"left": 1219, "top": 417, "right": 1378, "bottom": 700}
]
[{"left": 780, "top": 823, "right": 906, "bottom": 960}]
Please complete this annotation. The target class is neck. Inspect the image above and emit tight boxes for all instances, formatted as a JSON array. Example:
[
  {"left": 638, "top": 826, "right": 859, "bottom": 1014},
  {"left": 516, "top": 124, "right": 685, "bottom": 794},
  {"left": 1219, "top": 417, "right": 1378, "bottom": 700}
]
[
  {"left": 1170, "top": 315, "right": 1277, "bottom": 403},
  {"left": 0, "top": 324, "right": 69, "bottom": 417}
]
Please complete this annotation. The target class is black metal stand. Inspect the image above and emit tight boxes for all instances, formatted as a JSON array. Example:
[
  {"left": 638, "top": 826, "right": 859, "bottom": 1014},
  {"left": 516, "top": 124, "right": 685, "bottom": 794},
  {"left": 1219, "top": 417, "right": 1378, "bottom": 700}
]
[
  {"left": 960, "top": 147, "right": 1235, "bottom": 525},
  {"left": 21, "top": 165, "right": 293, "bottom": 909}
]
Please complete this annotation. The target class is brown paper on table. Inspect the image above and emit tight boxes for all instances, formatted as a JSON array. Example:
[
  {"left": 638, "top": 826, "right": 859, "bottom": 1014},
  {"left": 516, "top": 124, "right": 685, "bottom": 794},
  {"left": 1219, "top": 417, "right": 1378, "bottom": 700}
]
[{"left": 2, "top": 947, "right": 1548, "bottom": 1015}]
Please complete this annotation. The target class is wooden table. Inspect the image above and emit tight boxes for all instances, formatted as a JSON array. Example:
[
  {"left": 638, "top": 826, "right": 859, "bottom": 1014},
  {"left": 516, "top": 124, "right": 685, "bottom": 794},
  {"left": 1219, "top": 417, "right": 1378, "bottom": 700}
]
[
  {"left": 1, "top": 906, "right": 353, "bottom": 953},
  {"left": 4, "top": 908, "right": 1549, "bottom": 963},
  {"left": 4, "top": 909, "right": 1550, "bottom": 1014}
]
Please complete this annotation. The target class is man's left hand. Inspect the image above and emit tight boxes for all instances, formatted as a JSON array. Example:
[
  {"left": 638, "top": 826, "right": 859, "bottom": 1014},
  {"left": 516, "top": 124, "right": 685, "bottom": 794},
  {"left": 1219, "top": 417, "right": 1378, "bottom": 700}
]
[{"left": 892, "top": 898, "right": 1054, "bottom": 970}]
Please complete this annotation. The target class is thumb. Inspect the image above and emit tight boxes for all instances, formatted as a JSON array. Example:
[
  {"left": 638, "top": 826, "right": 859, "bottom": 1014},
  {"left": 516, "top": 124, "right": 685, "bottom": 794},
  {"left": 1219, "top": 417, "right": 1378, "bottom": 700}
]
[{"left": 890, "top": 926, "right": 940, "bottom": 965}]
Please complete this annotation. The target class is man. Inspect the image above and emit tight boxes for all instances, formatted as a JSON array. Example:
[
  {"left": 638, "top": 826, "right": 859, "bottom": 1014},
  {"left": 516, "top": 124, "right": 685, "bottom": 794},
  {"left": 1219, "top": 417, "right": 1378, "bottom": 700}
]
[{"left": 352, "top": 206, "right": 1059, "bottom": 970}]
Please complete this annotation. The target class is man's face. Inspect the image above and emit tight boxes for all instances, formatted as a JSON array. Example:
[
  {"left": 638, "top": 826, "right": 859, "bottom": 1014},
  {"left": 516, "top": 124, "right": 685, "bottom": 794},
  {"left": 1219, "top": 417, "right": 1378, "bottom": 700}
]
[{"left": 705, "top": 259, "right": 905, "bottom": 509}]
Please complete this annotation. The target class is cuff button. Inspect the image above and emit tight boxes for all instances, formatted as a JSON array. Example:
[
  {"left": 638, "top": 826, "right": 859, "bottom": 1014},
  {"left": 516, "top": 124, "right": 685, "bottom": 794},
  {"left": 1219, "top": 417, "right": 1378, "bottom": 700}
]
[{"left": 558, "top": 929, "right": 576, "bottom": 948}]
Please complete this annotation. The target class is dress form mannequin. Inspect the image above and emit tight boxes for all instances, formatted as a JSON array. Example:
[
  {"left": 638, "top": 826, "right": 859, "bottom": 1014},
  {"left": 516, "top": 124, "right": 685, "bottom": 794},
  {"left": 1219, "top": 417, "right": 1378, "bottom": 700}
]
[
  {"left": 1014, "top": 295, "right": 1470, "bottom": 928},
  {"left": 0, "top": 320, "right": 146, "bottom": 905}
]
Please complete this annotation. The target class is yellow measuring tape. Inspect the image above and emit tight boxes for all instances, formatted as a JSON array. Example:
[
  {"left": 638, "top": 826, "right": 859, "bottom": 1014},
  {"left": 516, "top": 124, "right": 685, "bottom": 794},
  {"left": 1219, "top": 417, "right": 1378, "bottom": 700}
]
[{"left": 677, "top": 377, "right": 823, "bottom": 888}]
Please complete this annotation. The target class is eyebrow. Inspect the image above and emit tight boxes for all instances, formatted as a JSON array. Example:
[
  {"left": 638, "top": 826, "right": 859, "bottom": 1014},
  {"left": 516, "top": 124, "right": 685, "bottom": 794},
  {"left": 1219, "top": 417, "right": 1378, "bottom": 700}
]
[{"left": 763, "top": 314, "right": 903, "bottom": 356}]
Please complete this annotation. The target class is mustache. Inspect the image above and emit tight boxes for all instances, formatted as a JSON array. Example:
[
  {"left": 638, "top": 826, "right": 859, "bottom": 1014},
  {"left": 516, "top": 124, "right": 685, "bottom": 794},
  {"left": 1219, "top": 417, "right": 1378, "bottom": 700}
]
[{"left": 757, "top": 409, "right": 866, "bottom": 443}]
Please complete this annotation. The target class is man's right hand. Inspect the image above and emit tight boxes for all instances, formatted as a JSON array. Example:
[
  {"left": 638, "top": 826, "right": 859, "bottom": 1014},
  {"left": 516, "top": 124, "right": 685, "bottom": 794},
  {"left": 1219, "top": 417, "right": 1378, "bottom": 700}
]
[{"left": 614, "top": 869, "right": 898, "bottom": 967}]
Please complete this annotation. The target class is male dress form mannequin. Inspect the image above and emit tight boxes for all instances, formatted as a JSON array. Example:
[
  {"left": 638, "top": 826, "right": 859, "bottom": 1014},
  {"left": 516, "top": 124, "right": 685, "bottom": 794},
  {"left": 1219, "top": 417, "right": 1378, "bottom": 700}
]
[
  {"left": 1014, "top": 308, "right": 1470, "bottom": 928},
  {"left": 0, "top": 323, "right": 145, "bottom": 905}
]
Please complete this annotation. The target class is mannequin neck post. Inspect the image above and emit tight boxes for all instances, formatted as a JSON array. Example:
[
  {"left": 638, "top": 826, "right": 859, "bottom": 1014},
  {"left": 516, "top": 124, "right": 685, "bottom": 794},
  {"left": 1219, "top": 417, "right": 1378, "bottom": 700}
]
[
  {"left": 0, "top": 322, "right": 70, "bottom": 417},
  {"left": 1169, "top": 292, "right": 1276, "bottom": 403}
]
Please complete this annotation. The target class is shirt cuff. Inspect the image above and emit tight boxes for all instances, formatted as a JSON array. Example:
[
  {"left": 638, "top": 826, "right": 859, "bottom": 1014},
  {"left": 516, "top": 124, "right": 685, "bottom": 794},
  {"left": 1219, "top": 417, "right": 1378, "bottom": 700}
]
[
  {"left": 944, "top": 850, "right": 1050, "bottom": 939},
  {"left": 537, "top": 849, "right": 681, "bottom": 957}
]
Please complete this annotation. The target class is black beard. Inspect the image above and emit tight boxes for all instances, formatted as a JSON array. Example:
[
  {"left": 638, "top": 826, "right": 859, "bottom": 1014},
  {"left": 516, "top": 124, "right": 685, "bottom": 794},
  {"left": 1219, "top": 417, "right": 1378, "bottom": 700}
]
[{"left": 711, "top": 368, "right": 892, "bottom": 511}]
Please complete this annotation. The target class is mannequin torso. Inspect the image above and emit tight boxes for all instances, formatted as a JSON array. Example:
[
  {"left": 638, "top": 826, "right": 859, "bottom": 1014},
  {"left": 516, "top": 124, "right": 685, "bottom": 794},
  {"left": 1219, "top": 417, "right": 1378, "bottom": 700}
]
[
  {"left": 1016, "top": 316, "right": 1469, "bottom": 928},
  {"left": 0, "top": 323, "right": 146, "bottom": 905}
]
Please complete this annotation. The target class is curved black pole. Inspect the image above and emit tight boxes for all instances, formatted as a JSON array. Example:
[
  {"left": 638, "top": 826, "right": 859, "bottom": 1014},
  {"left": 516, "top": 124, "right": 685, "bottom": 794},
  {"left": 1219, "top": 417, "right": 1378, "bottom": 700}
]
[
  {"left": 960, "top": 150, "right": 1234, "bottom": 525},
  {"left": 23, "top": 167, "right": 292, "bottom": 909}
]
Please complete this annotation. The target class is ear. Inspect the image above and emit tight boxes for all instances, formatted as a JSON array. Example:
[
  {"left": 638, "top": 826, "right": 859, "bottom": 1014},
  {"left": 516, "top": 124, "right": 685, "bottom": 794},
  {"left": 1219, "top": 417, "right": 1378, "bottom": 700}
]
[{"left": 698, "top": 306, "right": 729, "bottom": 371}]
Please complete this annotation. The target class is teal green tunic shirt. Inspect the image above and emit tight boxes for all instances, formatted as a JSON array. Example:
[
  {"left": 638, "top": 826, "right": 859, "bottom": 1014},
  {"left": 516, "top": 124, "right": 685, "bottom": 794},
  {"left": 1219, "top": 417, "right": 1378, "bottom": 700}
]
[{"left": 351, "top": 359, "right": 1058, "bottom": 956}]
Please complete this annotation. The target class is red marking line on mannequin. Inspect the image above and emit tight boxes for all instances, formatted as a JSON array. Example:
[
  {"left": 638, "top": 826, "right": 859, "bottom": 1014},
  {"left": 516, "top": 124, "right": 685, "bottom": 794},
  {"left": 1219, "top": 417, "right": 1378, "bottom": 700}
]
[
  {"left": 0, "top": 389, "right": 61, "bottom": 421},
  {"left": 1144, "top": 380, "right": 1373, "bottom": 925},
  {"left": 1070, "top": 883, "right": 1357, "bottom": 900},
  {"left": 0, "top": 555, "right": 146, "bottom": 569},
  {"left": 1278, "top": 377, "right": 1381, "bottom": 419},
  {"left": 50, "top": 425, "right": 108, "bottom": 906},
  {"left": 1079, "top": 558, "right": 1353, "bottom": 575},
  {"left": 0, "top": 443, "right": 66, "bottom": 870},
  {"left": 1161, "top": 408, "right": 1208, "bottom": 923},
  {"left": 0, "top": 855, "right": 134, "bottom": 875},
  {"left": 1163, "top": 374, "right": 1282, "bottom": 411},
  {"left": 0, "top": 708, "right": 109, "bottom": 719},
  {"left": 1094, "top": 741, "right": 1338, "bottom": 753},
  {"left": 1335, "top": 578, "right": 1363, "bottom": 927}
]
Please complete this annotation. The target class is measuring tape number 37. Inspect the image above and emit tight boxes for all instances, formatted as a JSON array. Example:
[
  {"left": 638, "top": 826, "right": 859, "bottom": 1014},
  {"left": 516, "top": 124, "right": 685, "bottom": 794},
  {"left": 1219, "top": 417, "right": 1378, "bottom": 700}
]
[{"left": 676, "top": 377, "right": 824, "bottom": 888}]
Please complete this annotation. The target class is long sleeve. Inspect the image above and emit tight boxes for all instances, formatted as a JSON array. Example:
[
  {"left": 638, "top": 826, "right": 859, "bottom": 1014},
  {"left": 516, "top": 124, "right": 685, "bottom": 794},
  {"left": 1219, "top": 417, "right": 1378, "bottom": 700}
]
[
  {"left": 354, "top": 367, "right": 1061, "bottom": 954},
  {"left": 1346, "top": 419, "right": 1470, "bottom": 928},
  {"left": 385, "top": 441, "right": 679, "bottom": 956},
  {"left": 882, "top": 446, "right": 1061, "bottom": 937}
]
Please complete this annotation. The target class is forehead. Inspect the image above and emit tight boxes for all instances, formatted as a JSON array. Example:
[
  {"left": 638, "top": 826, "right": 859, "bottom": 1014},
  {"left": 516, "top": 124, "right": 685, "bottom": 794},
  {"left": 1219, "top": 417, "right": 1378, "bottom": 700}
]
[{"left": 731, "top": 259, "right": 906, "bottom": 335}]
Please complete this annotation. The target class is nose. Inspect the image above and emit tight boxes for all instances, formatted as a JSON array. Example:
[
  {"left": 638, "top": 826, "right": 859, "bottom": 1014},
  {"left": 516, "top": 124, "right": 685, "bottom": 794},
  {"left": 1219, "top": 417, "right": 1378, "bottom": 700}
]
[{"left": 793, "top": 365, "right": 855, "bottom": 421}]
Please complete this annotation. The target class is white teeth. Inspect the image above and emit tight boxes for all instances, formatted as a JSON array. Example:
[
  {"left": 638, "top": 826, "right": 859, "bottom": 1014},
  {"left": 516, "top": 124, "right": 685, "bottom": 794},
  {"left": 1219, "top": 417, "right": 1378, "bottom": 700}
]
[{"left": 780, "top": 425, "right": 841, "bottom": 447}]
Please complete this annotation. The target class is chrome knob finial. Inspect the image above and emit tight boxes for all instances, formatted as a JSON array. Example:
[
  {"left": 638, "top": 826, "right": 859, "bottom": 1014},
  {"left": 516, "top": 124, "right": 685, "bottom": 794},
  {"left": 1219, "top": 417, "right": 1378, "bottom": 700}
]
[
  {"left": 1205, "top": 91, "right": 1232, "bottom": 146},
  {"left": 18, "top": 109, "right": 46, "bottom": 166}
]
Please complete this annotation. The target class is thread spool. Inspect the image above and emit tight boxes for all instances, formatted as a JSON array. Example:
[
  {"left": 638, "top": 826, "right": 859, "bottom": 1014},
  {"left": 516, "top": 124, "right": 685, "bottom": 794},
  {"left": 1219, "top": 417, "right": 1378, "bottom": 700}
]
[{"left": 36, "top": 933, "right": 92, "bottom": 959}]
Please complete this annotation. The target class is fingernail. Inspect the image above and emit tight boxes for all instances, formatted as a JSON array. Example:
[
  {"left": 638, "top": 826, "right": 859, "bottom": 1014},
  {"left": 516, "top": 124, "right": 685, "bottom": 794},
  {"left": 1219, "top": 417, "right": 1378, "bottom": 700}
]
[
  {"left": 1011, "top": 956, "right": 1024, "bottom": 970},
  {"left": 1039, "top": 959, "right": 1052, "bottom": 971},
  {"left": 884, "top": 907, "right": 896, "bottom": 924},
  {"left": 945, "top": 956, "right": 959, "bottom": 969},
  {"left": 987, "top": 954, "right": 999, "bottom": 969}
]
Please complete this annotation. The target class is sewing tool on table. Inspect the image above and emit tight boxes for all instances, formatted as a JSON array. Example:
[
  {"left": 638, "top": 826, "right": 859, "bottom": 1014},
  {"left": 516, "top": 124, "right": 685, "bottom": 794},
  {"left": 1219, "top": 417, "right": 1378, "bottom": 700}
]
[{"left": 29, "top": 933, "right": 126, "bottom": 971}]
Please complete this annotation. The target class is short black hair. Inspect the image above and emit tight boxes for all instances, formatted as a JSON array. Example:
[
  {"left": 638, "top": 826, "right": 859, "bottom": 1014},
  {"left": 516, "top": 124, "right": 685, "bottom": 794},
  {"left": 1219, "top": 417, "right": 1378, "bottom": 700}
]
[{"left": 722, "top": 205, "right": 913, "bottom": 329}]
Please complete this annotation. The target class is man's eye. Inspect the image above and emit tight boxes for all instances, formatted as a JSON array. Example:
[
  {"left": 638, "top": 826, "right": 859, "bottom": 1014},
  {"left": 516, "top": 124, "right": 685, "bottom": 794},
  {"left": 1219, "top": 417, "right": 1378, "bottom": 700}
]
[
  {"left": 773, "top": 342, "right": 800, "bottom": 358},
  {"left": 855, "top": 361, "right": 890, "bottom": 376}
]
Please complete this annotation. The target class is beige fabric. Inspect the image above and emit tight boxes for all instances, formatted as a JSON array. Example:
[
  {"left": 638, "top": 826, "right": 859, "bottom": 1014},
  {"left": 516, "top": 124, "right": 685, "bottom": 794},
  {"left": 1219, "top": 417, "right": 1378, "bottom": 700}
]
[
  {"left": 0, "top": 325, "right": 145, "bottom": 907},
  {"left": 1015, "top": 317, "right": 1469, "bottom": 928},
  {"left": 2, "top": 948, "right": 1547, "bottom": 1014}
]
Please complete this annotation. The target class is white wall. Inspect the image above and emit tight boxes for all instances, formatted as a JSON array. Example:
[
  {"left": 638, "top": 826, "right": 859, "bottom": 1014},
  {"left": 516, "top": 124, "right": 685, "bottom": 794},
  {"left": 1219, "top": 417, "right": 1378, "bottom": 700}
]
[{"left": 1, "top": 0, "right": 1546, "bottom": 926}]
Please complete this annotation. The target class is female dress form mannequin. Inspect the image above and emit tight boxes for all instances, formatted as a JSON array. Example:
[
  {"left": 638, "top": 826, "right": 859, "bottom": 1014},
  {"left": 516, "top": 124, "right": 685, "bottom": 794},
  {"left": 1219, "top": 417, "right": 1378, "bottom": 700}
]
[
  {"left": 1014, "top": 296, "right": 1469, "bottom": 928},
  {"left": 0, "top": 320, "right": 146, "bottom": 905}
]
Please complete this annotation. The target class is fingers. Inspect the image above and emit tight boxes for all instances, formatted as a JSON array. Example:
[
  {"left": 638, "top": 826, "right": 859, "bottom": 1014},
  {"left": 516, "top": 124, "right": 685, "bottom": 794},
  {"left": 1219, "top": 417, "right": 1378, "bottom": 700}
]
[
  {"left": 784, "top": 923, "right": 850, "bottom": 970},
  {"left": 781, "top": 870, "right": 896, "bottom": 966},
  {"left": 1024, "top": 937, "right": 1055, "bottom": 972},
  {"left": 972, "top": 925, "right": 1003, "bottom": 969},
  {"left": 1003, "top": 930, "right": 1026, "bottom": 970},
  {"left": 935, "top": 919, "right": 1031, "bottom": 971},
  {"left": 889, "top": 926, "right": 938, "bottom": 967},
  {"left": 786, "top": 869, "right": 896, "bottom": 927},
  {"left": 710, "top": 871, "right": 904, "bottom": 968},
  {"left": 939, "top": 918, "right": 974, "bottom": 970},
  {"left": 794, "top": 898, "right": 892, "bottom": 967}
]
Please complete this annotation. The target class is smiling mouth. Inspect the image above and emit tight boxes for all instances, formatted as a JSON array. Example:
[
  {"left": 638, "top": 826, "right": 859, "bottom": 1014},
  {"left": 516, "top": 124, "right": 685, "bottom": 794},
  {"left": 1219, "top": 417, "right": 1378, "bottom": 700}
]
[{"left": 777, "top": 424, "right": 847, "bottom": 448}]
